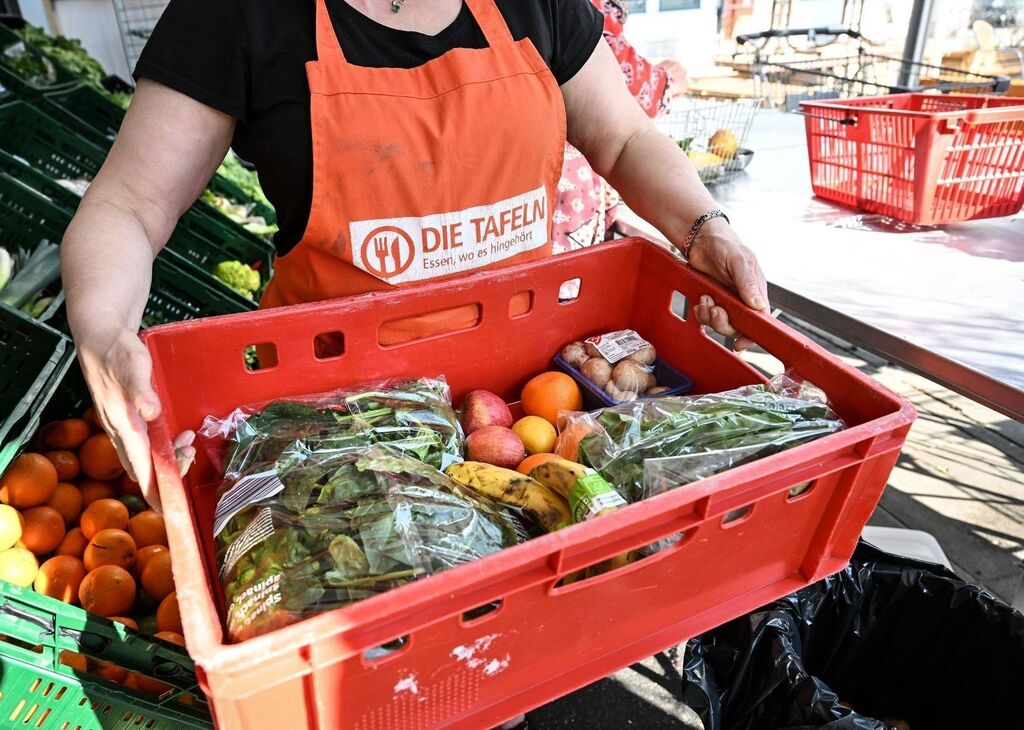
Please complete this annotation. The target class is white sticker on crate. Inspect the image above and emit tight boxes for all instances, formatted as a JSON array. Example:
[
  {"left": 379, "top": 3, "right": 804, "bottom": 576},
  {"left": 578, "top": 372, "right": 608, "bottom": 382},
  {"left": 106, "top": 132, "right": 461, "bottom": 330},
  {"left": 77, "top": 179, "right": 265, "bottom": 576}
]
[
  {"left": 394, "top": 674, "right": 419, "bottom": 696},
  {"left": 585, "top": 330, "right": 652, "bottom": 364},
  {"left": 220, "top": 507, "right": 275, "bottom": 578},
  {"left": 213, "top": 470, "right": 285, "bottom": 537}
]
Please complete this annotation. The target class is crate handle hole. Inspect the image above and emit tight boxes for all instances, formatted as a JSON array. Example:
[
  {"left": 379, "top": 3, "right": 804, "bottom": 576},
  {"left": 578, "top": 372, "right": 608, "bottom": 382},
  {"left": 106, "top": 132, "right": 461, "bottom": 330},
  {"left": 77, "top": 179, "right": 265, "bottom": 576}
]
[
  {"left": 461, "top": 599, "right": 503, "bottom": 625},
  {"left": 722, "top": 505, "right": 754, "bottom": 525},
  {"left": 379, "top": 304, "right": 481, "bottom": 346},
  {"left": 363, "top": 635, "right": 409, "bottom": 664},
  {"left": 243, "top": 343, "right": 277, "bottom": 371},
  {"left": 787, "top": 481, "right": 815, "bottom": 500},
  {"left": 509, "top": 291, "right": 533, "bottom": 319},
  {"left": 313, "top": 331, "right": 345, "bottom": 360},
  {"left": 671, "top": 290, "right": 689, "bottom": 321},
  {"left": 558, "top": 279, "right": 581, "bottom": 303},
  {"left": 34, "top": 708, "right": 50, "bottom": 728}
]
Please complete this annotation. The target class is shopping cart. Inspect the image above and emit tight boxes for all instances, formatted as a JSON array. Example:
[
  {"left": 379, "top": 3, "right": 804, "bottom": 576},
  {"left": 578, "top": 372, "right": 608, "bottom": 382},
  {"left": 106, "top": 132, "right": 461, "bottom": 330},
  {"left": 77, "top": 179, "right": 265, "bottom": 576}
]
[
  {"left": 738, "top": 27, "right": 1010, "bottom": 112},
  {"left": 656, "top": 92, "right": 763, "bottom": 185}
]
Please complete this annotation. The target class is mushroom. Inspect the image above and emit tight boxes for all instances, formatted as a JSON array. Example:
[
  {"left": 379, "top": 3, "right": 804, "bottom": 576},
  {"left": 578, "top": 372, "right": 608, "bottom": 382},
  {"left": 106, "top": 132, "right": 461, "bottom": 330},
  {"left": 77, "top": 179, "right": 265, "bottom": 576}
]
[
  {"left": 581, "top": 357, "right": 613, "bottom": 388},
  {"left": 627, "top": 345, "right": 657, "bottom": 366},
  {"left": 612, "top": 360, "right": 650, "bottom": 392},
  {"left": 561, "top": 341, "right": 589, "bottom": 369}
]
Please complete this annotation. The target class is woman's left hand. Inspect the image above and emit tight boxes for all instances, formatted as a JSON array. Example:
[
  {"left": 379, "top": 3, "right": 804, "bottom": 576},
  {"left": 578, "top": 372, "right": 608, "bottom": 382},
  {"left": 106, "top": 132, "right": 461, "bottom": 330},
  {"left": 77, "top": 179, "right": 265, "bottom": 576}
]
[{"left": 686, "top": 218, "right": 768, "bottom": 351}]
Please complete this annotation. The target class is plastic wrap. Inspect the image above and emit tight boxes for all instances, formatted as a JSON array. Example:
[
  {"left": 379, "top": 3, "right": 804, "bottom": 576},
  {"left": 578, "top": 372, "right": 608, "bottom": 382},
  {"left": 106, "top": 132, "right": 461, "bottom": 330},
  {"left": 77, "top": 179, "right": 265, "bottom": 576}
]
[
  {"left": 563, "top": 374, "right": 845, "bottom": 503},
  {"left": 682, "top": 541, "right": 1024, "bottom": 730}
]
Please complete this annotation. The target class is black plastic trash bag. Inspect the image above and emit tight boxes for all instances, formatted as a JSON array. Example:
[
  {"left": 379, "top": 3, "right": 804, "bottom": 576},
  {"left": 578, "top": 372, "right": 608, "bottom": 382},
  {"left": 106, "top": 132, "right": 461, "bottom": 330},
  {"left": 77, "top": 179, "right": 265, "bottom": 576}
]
[{"left": 682, "top": 541, "right": 1024, "bottom": 730}]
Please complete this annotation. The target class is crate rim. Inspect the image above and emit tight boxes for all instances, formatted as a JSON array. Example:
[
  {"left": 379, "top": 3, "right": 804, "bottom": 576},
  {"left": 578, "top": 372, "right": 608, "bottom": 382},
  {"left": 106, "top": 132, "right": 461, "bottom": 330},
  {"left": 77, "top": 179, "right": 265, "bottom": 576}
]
[
  {"left": 799, "top": 92, "right": 1024, "bottom": 120},
  {"left": 141, "top": 237, "right": 916, "bottom": 678}
]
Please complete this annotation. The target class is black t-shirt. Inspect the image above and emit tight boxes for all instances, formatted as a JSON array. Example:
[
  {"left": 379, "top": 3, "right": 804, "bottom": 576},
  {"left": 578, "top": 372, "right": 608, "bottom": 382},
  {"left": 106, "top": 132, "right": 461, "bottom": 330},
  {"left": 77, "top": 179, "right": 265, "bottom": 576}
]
[{"left": 135, "top": 0, "right": 603, "bottom": 255}]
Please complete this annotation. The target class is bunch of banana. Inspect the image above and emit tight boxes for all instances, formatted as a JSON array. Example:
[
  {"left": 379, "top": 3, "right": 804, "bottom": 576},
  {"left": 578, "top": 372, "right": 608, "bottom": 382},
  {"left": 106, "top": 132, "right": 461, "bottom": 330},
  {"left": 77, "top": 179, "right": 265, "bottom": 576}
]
[{"left": 444, "top": 462, "right": 570, "bottom": 533}]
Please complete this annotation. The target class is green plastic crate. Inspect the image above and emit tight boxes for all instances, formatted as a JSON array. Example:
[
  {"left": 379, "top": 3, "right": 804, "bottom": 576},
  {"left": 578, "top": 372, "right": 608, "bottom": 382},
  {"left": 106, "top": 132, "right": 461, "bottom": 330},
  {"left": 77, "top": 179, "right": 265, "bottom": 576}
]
[
  {"left": 41, "top": 84, "right": 124, "bottom": 143},
  {"left": 0, "top": 581, "right": 213, "bottom": 729},
  {"left": 0, "top": 172, "right": 66, "bottom": 323},
  {"left": 0, "top": 24, "right": 79, "bottom": 98},
  {"left": 0, "top": 304, "right": 73, "bottom": 473},
  {"left": 206, "top": 173, "right": 277, "bottom": 227}
]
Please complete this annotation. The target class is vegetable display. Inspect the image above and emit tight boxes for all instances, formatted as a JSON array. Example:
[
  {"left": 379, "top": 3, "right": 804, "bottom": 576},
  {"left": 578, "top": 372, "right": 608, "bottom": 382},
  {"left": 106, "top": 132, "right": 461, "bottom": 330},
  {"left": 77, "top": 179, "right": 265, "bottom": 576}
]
[
  {"left": 213, "top": 260, "right": 261, "bottom": 300},
  {"left": 0, "top": 242, "right": 60, "bottom": 318},
  {"left": 16, "top": 25, "right": 106, "bottom": 91}
]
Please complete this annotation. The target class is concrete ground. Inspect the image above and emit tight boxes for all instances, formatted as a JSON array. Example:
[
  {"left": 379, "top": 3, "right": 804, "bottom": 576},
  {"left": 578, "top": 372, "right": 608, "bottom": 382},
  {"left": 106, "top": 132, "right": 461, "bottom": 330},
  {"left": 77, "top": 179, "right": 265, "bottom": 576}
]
[{"left": 531, "top": 314, "right": 1024, "bottom": 729}]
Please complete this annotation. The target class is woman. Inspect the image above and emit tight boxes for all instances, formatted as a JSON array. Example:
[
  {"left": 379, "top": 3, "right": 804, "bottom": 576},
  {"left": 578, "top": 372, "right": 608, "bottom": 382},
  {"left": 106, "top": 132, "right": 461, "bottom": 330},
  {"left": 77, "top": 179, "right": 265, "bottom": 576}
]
[{"left": 61, "top": 0, "right": 767, "bottom": 509}]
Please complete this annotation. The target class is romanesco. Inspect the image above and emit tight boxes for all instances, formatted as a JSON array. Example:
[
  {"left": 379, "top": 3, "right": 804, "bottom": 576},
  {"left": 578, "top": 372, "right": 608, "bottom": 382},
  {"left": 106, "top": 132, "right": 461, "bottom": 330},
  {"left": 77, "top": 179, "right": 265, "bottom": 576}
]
[{"left": 214, "top": 260, "right": 260, "bottom": 299}]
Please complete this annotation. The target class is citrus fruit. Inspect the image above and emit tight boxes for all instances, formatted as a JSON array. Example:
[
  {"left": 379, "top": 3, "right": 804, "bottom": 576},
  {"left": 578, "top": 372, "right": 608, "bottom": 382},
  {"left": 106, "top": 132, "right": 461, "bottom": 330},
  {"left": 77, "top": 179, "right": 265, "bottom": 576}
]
[
  {"left": 0, "top": 547, "right": 39, "bottom": 586},
  {"left": 117, "top": 474, "right": 143, "bottom": 498},
  {"left": 118, "top": 495, "right": 147, "bottom": 516},
  {"left": 140, "top": 550, "right": 174, "bottom": 601},
  {"left": 156, "top": 591, "right": 182, "bottom": 634},
  {"left": 554, "top": 421, "right": 597, "bottom": 462},
  {"left": 0, "top": 453, "right": 58, "bottom": 508},
  {"left": 82, "top": 407, "right": 102, "bottom": 431},
  {"left": 127, "top": 511, "right": 167, "bottom": 548},
  {"left": 43, "top": 419, "right": 92, "bottom": 450},
  {"left": 108, "top": 616, "right": 138, "bottom": 630},
  {"left": 79, "top": 480, "right": 117, "bottom": 506},
  {"left": 83, "top": 529, "right": 136, "bottom": 572},
  {"left": 78, "top": 565, "right": 136, "bottom": 617},
  {"left": 121, "top": 672, "right": 141, "bottom": 690},
  {"left": 56, "top": 527, "right": 89, "bottom": 559},
  {"left": 154, "top": 631, "right": 186, "bottom": 647},
  {"left": 521, "top": 372, "right": 583, "bottom": 427},
  {"left": 0, "top": 504, "right": 23, "bottom": 551},
  {"left": 512, "top": 416, "right": 558, "bottom": 455},
  {"left": 46, "top": 483, "right": 84, "bottom": 525},
  {"left": 133, "top": 544, "right": 168, "bottom": 579},
  {"left": 80, "top": 499, "right": 130, "bottom": 540},
  {"left": 516, "top": 452, "right": 560, "bottom": 475},
  {"left": 59, "top": 650, "right": 88, "bottom": 672},
  {"left": 92, "top": 659, "right": 128, "bottom": 683},
  {"left": 79, "top": 433, "right": 125, "bottom": 481},
  {"left": 18, "top": 506, "right": 66, "bottom": 555},
  {"left": 126, "top": 671, "right": 171, "bottom": 696},
  {"left": 45, "top": 450, "right": 80, "bottom": 481},
  {"left": 34, "top": 555, "right": 87, "bottom": 603}
]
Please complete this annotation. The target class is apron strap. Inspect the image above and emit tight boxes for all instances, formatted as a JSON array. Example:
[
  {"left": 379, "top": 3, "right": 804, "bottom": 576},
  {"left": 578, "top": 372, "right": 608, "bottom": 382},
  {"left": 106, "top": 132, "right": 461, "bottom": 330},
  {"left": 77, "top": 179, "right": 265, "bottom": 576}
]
[
  {"left": 315, "top": 0, "right": 348, "bottom": 62},
  {"left": 464, "top": 0, "right": 516, "bottom": 47}
]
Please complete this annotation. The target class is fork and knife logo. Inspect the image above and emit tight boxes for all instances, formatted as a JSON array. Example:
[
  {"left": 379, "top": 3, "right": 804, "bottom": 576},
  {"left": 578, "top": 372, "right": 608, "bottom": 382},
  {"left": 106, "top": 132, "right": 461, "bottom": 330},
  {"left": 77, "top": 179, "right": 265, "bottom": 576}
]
[{"left": 359, "top": 225, "right": 415, "bottom": 279}]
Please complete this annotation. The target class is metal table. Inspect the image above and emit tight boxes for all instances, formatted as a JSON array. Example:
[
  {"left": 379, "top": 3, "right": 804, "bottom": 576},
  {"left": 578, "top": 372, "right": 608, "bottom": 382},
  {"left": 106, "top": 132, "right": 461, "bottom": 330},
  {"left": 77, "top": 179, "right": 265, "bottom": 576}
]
[{"left": 619, "top": 109, "right": 1024, "bottom": 421}]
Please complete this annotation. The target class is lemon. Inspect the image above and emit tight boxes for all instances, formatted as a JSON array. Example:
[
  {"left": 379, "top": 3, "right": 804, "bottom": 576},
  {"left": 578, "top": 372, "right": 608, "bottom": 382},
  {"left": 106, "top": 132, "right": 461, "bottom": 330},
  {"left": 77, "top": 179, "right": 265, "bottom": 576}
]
[
  {"left": 512, "top": 416, "right": 558, "bottom": 455},
  {"left": 708, "top": 128, "right": 739, "bottom": 159},
  {"left": 0, "top": 504, "right": 23, "bottom": 551},
  {"left": 0, "top": 547, "right": 39, "bottom": 587}
]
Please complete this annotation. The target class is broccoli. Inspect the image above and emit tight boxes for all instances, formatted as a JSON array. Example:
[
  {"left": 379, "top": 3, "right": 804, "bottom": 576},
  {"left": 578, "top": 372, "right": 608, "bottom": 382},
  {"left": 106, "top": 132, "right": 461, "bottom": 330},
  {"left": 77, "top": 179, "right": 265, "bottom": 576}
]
[{"left": 214, "top": 260, "right": 261, "bottom": 299}]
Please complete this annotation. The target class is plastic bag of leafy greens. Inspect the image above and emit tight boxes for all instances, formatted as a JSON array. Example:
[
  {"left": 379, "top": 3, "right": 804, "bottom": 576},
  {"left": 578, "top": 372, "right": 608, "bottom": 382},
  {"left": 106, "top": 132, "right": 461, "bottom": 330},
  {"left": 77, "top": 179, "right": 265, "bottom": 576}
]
[
  {"left": 217, "top": 445, "right": 519, "bottom": 642},
  {"left": 566, "top": 374, "right": 844, "bottom": 504}
]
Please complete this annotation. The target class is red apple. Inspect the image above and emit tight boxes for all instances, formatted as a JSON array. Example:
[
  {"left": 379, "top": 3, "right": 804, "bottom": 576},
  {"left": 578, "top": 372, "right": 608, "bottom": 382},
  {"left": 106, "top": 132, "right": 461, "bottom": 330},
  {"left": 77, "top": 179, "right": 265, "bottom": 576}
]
[
  {"left": 460, "top": 390, "right": 513, "bottom": 434},
  {"left": 466, "top": 426, "right": 526, "bottom": 469}
]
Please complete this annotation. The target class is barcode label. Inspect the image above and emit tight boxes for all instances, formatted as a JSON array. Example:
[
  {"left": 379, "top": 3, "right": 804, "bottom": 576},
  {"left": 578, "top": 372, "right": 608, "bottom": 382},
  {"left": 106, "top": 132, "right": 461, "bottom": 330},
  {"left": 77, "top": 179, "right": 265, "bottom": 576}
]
[
  {"left": 585, "top": 330, "right": 651, "bottom": 363},
  {"left": 220, "top": 507, "right": 275, "bottom": 578},
  {"left": 213, "top": 470, "right": 285, "bottom": 537}
]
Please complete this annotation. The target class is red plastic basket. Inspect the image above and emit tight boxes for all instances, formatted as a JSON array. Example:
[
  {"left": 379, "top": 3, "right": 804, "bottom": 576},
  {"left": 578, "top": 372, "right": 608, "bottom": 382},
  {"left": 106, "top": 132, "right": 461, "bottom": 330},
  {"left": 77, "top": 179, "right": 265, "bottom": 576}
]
[
  {"left": 800, "top": 93, "right": 1024, "bottom": 224},
  {"left": 141, "top": 239, "right": 915, "bottom": 729}
]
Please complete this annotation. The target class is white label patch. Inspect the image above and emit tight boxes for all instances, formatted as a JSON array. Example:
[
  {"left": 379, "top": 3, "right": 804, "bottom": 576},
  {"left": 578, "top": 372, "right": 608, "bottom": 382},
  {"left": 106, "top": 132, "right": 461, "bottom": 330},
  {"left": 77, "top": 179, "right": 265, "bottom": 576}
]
[
  {"left": 585, "top": 330, "right": 652, "bottom": 364},
  {"left": 349, "top": 186, "right": 548, "bottom": 284}
]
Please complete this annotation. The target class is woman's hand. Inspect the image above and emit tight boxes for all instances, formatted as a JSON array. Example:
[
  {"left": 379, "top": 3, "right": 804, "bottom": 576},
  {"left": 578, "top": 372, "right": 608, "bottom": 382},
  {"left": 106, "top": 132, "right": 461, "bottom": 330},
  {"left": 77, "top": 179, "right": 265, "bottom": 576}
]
[{"left": 687, "top": 218, "right": 768, "bottom": 351}]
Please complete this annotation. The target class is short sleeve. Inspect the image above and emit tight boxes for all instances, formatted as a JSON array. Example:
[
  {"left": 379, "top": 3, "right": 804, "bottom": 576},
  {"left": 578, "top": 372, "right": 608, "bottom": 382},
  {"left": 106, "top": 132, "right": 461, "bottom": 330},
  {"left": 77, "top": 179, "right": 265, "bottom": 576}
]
[
  {"left": 133, "top": 0, "right": 250, "bottom": 121},
  {"left": 549, "top": 0, "right": 603, "bottom": 85}
]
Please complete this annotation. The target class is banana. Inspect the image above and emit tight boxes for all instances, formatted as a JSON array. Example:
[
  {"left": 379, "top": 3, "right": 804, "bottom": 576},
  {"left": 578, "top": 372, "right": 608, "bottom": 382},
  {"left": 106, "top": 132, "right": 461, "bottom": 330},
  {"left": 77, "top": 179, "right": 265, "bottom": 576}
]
[
  {"left": 445, "top": 462, "right": 570, "bottom": 533},
  {"left": 528, "top": 458, "right": 587, "bottom": 499}
]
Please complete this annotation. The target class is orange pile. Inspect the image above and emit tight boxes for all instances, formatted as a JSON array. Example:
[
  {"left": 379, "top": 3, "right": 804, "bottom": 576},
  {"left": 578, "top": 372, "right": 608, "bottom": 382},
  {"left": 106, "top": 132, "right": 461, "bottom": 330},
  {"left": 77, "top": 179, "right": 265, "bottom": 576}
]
[{"left": 0, "top": 410, "right": 187, "bottom": 698}]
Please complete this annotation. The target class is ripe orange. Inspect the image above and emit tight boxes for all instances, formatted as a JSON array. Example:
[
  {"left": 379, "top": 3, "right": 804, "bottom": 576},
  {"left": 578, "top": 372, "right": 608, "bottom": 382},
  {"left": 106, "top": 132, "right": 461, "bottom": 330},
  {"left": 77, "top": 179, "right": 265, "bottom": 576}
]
[
  {"left": 34, "top": 555, "right": 87, "bottom": 604},
  {"left": 133, "top": 544, "right": 168, "bottom": 579},
  {"left": 125, "top": 671, "right": 171, "bottom": 696},
  {"left": 554, "top": 421, "right": 598, "bottom": 462},
  {"left": 79, "top": 480, "right": 117, "bottom": 506},
  {"left": 140, "top": 550, "right": 174, "bottom": 602},
  {"left": 45, "top": 450, "right": 80, "bottom": 482},
  {"left": 128, "top": 511, "right": 167, "bottom": 548},
  {"left": 18, "top": 506, "right": 66, "bottom": 555},
  {"left": 56, "top": 527, "right": 89, "bottom": 559},
  {"left": 78, "top": 565, "right": 136, "bottom": 617},
  {"left": 520, "top": 372, "right": 583, "bottom": 427},
  {"left": 43, "top": 419, "right": 92, "bottom": 450},
  {"left": 121, "top": 672, "right": 140, "bottom": 690},
  {"left": 79, "top": 433, "right": 125, "bottom": 481},
  {"left": 156, "top": 592, "right": 182, "bottom": 634},
  {"left": 46, "top": 483, "right": 84, "bottom": 525},
  {"left": 0, "top": 453, "right": 58, "bottom": 508},
  {"left": 59, "top": 650, "right": 88, "bottom": 672},
  {"left": 80, "top": 499, "right": 130, "bottom": 540},
  {"left": 516, "top": 453, "right": 560, "bottom": 475},
  {"left": 117, "top": 474, "right": 143, "bottom": 498},
  {"left": 154, "top": 631, "right": 186, "bottom": 648},
  {"left": 82, "top": 407, "right": 102, "bottom": 431},
  {"left": 91, "top": 659, "right": 127, "bottom": 683},
  {"left": 83, "top": 529, "right": 136, "bottom": 572},
  {"left": 109, "top": 615, "right": 138, "bottom": 630}
]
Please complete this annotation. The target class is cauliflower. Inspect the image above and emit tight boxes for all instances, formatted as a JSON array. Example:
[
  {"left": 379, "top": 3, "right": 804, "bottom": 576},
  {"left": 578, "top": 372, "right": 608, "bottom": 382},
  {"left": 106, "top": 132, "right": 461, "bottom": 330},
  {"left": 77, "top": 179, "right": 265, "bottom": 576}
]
[{"left": 214, "top": 260, "right": 261, "bottom": 299}]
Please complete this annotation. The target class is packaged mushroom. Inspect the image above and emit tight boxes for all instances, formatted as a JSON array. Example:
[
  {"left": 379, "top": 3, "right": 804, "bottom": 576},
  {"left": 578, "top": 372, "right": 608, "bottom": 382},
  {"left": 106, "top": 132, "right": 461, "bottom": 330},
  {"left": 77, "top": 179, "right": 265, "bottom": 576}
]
[{"left": 555, "top": 330, "right": 693, "bottom": 407}]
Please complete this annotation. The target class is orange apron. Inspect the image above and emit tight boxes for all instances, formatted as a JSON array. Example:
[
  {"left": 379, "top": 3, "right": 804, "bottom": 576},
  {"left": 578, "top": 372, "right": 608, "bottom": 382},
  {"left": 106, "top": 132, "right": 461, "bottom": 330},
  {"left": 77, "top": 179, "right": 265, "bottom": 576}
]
[{"left": 260, "top": 0, "right": 567, "bottom": 345}]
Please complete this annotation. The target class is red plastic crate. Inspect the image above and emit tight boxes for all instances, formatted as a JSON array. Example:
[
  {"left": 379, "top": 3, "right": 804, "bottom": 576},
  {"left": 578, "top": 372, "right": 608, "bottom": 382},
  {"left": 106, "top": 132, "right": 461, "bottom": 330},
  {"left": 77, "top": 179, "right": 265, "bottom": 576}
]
[
  {"left": 142, "top": 239, "right": 915, "bottom": 729},
  {"left": 800, "top": 93, "right": 1024, "bottom": 224}
]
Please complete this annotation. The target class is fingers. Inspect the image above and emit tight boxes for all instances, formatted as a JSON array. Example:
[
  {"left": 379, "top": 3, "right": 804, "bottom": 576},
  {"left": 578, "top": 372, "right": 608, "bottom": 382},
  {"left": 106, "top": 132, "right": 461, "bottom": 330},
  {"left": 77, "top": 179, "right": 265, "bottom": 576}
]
[
  {"left": 174, "top": 431, "right": 196, "bottom": 478},
  {"left": 109, "top": 339, "right": 161, "bottom": 422},
  {"left": 726, "top": 248, "right": 769, "bottom": 311},
  {"left": 695, "top": 295, "right": 758, "bottom": 351}
]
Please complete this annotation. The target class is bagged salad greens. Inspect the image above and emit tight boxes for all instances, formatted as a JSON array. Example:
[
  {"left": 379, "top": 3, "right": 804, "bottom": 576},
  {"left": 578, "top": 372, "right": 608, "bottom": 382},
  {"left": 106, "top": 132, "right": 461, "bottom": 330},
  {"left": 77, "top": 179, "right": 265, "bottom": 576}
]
[
  {"left": 201, "top": 378, "right": 519, "bottom": 642},
  {"left": 564, "top": 374, "right": 845, "bottom": 503}
]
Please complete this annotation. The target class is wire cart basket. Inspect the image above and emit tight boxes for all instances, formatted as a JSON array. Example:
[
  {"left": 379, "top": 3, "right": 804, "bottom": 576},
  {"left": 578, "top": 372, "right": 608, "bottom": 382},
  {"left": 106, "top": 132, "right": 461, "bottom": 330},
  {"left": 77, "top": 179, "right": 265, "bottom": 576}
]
[
  {"left": 738, "top": 27, "right": 1010, "bottom": 112},
  {"left": 112, "top": 0, "right": 169, "bottom": 70},
  {"left": 656, "top": 92, "right": 763, "bottom": 186}
]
